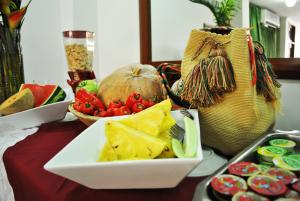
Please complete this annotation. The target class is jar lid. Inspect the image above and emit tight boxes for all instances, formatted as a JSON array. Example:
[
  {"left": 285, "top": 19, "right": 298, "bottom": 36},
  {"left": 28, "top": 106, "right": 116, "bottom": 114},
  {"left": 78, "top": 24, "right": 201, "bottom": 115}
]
[
  {"left": 259, "top": 164, "right": 271, "bottom": 173},
  {"left": 228, "top": 162, "right": 261, "bottom": 177},
  {"left": 232, "top": 191, "right": 270, "bottom": 201},
  {"left": 63, "top": 30, "right": 95, "bottom": 39},
  {"left": 269, "top": 139, "right": 296, "bottom": 148},
  {"left": 248, "top": 175, "right": 286, "bottom": 196},
  {"left": 265, "top": 167, "right": 297, "bottom": 185},
  {"left": 273, "top": 156, "right": 300, "bottom": 171},
  {"left": 286, "top": 154, "right": 300, "bottom": 163},
  {"left": 258, "top": 146, "right": 287, "bottom": 157},
  {"left": 292, "top": 180, "right": 300, "bottom": 193},
  {"left": 211, "top": 174, "right": 247, "bottom": 196}
]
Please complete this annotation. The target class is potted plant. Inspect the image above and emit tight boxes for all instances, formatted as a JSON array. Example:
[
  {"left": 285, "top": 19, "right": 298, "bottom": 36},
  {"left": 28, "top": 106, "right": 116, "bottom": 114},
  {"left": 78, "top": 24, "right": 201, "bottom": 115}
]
[{"left": 189, "top": 0, "right": 239, "bottom": 34}]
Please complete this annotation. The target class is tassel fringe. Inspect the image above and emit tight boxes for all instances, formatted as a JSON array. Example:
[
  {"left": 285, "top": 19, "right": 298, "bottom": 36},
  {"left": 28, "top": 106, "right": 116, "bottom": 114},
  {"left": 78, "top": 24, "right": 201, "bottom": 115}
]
[
  {"left": 254, "top": 41, "right": 281, "bottom": 101},
  {"left": 181, "top": 59, "right": 219, "bottom": 107},
  {"left": 181, "top": 39, "right": 236, "bottom": 108},
  {"left": 207, "top": 46, "right": 236, "bottom": 93}
]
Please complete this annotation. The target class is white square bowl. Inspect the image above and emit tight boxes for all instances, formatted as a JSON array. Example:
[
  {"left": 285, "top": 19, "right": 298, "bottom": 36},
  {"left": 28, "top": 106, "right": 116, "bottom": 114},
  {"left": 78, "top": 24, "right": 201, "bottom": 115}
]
[
  {"left": 44, "top": 109, "right": 203, "bottom": 189},
  {"left": 0, "top": 100, "right": 71, "bottom": 131}
]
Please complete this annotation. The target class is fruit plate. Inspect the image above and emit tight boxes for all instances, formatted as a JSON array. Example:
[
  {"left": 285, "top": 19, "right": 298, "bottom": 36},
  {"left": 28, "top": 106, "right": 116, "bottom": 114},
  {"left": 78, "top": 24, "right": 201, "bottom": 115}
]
[
  {"left": 44, "top": 109, "right": 203, "bottom": 189},
  {"left": 0, "top": 100, "right": 71, "bottom": 131}
]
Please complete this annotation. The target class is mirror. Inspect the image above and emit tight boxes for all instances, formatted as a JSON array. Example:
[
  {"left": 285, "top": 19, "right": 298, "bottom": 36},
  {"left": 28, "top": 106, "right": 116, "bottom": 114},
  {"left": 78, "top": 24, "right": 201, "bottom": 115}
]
[{"left": 139, "top": 0, "right": 300, "bottom": 79}]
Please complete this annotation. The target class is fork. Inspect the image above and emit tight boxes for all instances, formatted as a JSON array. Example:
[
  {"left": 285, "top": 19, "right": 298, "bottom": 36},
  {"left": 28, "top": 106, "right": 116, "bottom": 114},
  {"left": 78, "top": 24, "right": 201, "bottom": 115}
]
[
  {"left": 170, "top": 124, "right": 185, "bottom": 142},
  {"left": 169, "top": 110, "right": 194, "bottom": 141},
  {"left": 180, "top": 109, "right": 194, "bottom": 120}
]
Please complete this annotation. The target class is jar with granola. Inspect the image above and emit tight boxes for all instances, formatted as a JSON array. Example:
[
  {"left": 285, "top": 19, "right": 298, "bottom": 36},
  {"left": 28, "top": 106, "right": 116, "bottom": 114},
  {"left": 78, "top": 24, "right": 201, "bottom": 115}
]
[{"left": 63, "top": 30, "right": 96, "bottom": 92}]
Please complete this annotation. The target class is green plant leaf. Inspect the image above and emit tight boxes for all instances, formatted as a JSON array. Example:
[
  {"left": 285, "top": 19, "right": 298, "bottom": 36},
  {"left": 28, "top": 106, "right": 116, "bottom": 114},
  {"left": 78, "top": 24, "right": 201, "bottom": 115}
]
[
  {"left": 217, "top": 0, "right": 239, "bottom": 26},
  {"left": 189, "top": 0, "right": 239, "bottom": 27}
]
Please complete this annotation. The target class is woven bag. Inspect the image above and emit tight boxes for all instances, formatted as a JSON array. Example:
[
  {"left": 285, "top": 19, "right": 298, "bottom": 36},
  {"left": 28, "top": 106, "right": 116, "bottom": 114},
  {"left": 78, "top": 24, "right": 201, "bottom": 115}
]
[{"left": 180, "top": 28, "right": 280, "bottom": 155}]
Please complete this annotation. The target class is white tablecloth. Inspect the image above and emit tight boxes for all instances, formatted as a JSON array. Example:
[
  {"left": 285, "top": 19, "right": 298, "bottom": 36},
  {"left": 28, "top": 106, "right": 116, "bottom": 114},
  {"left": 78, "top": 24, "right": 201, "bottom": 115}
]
[{"left": 0, "top": 127, "right": 38, "bottom": 201}]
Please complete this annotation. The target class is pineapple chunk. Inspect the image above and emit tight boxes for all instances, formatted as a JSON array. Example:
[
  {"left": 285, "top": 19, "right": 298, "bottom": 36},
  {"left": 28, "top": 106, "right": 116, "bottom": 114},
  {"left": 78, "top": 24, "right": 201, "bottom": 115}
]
[
  {"left": 160, "top": 111, "right": 176, "bottom": 132},
  {"left": 104, "top": 121, "right": 166, "bottom": 160},
  {"left": 148, "top": 99, "right": 172, "bottom": 112},
  {"left": 98, "top": 142, "right": 118, "bottom": 162},
  {"left": 118, "top": 108, "right": 166, "bottom": 137},
  {"left": 157, "top": 131, "right": 175, "bottom": 158},
  {"left": 118, "top": 99, "right": 174, "bottom": 137}
]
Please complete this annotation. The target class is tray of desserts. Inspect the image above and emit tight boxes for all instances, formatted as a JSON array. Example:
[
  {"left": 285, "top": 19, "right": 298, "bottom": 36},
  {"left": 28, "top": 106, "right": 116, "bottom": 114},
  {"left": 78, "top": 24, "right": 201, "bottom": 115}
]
[{"left": 193, "top": 130, "right": 300, "bottom": 201}]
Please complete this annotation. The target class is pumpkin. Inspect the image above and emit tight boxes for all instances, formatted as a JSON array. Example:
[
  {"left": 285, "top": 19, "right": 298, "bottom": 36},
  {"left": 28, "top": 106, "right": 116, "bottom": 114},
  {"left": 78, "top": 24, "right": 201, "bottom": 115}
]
[{"left": 97, "top": 64, "right": 167, "bottom": 107}]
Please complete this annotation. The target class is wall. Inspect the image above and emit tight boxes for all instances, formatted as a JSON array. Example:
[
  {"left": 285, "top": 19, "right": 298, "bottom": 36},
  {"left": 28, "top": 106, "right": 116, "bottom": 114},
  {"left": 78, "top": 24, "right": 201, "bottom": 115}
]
[
  {"left": 151, "top": 0, "right": 214, "bottom": 61},
  {"left": 22, "top": 0, "right": 73, "bottom": 86},
  {"left": 151, "top": 0, "right": 249, "bottom": 62},
  {"left": 279, "top": 17, "right": 288, "bottom": 57},
  {"left": 275, "top": 79, "right": 300, "bottom": 131},
  {"left": 97, "top": 0, "right": 140, "bottom": 79},
  {"left": 21, "top": 0, "right": 140, "bottom": 85},
  {"left": 72, "top": 0, "right": 99, "bottom": 77},
  {"left": 232, "top": 0, "right": 249, "bottom": 28}
]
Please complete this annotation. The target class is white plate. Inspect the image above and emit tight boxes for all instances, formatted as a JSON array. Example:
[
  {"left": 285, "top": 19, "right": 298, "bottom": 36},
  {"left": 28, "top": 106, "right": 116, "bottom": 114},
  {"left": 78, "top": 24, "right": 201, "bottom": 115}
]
[
  {"left": 188, "top": 147, "right": 228, "bottom": 177},
  {"left": 0, "top": 100, "right": 71, "bottom": 131},
  {"left": 44, "top": 109, "right": 203, "bottom": 189}
]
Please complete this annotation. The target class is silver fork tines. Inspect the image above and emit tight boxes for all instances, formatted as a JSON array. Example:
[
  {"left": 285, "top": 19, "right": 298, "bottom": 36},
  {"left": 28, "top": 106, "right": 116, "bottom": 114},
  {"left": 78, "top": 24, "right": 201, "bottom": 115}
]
[
  {"left": 180, "top": 109, "right": 194, "bottom": 120},
  {"left": 169, "top": 124, "right": 185, "bottom": 142}
]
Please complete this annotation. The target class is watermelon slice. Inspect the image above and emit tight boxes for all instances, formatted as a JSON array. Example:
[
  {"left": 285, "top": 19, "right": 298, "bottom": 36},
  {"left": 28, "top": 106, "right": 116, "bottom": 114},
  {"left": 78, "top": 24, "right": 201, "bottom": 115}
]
[{"left": 19, "top": 84, "right": 66, "bottom": 107}]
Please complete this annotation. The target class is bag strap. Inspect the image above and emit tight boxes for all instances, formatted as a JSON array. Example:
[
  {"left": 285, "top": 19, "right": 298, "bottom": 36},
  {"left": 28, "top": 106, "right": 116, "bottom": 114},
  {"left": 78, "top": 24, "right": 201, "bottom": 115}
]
[{"left": 157, "top": 63, "right": 191, "bottom": 108}]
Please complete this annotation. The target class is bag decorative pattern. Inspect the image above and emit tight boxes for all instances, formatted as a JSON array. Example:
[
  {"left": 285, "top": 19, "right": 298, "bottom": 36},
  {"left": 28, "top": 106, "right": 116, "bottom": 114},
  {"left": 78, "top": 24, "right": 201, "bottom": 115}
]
[
  {"left": 179, "top": 28, "right": 281, "bottom": 155},
  {"left": 181, "top": 37, "right": 236, "bottom": 107}
]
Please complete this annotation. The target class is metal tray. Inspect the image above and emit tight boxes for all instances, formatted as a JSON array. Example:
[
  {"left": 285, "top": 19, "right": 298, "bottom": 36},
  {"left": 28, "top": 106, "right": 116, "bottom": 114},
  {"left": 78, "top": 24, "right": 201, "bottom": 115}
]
[{"left": 192, "top": 130, "right": 300, "bottom": 201}]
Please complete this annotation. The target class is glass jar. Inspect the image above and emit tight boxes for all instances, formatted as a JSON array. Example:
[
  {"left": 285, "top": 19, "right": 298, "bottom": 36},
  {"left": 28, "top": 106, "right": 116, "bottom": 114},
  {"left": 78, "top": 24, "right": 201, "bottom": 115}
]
[{"left": 63, "top": 30, "right": 96, "bottom": 92}]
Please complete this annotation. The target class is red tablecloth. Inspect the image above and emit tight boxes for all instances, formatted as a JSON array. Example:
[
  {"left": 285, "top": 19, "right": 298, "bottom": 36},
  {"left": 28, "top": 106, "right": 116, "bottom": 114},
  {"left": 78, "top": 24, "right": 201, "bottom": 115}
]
[{"left": 3, "top": 120, "right": 205, "bottom": 201}]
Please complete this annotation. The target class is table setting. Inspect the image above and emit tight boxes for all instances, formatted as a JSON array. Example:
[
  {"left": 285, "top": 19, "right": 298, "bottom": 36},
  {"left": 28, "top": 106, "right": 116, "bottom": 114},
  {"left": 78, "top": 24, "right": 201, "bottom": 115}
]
[
  {"left": 2, "top": 0, "right": 295, "bottom": 200},
  {"left": 0, "top": 26, "right": 228, "bottom": 200}
]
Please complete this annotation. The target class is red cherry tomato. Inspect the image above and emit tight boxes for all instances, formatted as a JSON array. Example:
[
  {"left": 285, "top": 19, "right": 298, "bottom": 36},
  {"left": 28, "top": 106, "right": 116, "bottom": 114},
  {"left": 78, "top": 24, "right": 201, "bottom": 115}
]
[
  {"left": 142, "top": 99, "right": 155, "bottom": 108},
  {"left": 99, "top": 110, "right": 113, "bottom": 117},
  {"left": 132, "top": 102, "right": 145, "bottom": 113},
  {"left": 73, "top": 100, "right": 83, "bottom": 112},
  {"left": 76, "top": 89, "right": 94, "bottom": 102},
  {"left": 81, "top": 103, "right": 95, "bottom": 115},
  {"left": 111, "top": 106, "right": 131, "bottom": 116},
  {"left": 120, "top": 106, "right": 131, "bottom": 115},
  {"left": 90, "top": 98, "right": 106, "bottom": 110},
  {"left": 126, "top": 92, "right": 143, "bottom": 108},
  {"left": 108, "top": 100, "right": 123, "bottom": 109},
  {"left": 76, "top": 89, "right": 105, "bottom": 111},
  {"left": 93, "top": 109, "right": 104, "bottom": 116}
]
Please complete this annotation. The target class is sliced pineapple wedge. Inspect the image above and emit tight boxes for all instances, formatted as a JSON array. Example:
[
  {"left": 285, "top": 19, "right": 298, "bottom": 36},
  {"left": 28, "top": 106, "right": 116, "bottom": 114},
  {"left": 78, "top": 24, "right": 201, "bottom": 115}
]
[
  {"left": 157, "top": 131, "right": 175, "bottom": 158},
  {"left": 118, "top": 99, "right": 174, "bottom": 137},
  {"left": 160, "top": 111, "right": 176, "bottom": 132},
  {"left": 118, "top": 108, "right": 165, "bottom": 137},
  {"left": 147, "top": 98, "right": 172, "bottom": 112},
  {"left": 104, "top": 121, "right": 167, "bottom": 160},
  {"left": 98, "top": 142, "right": 118, "bottom": 162}
]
